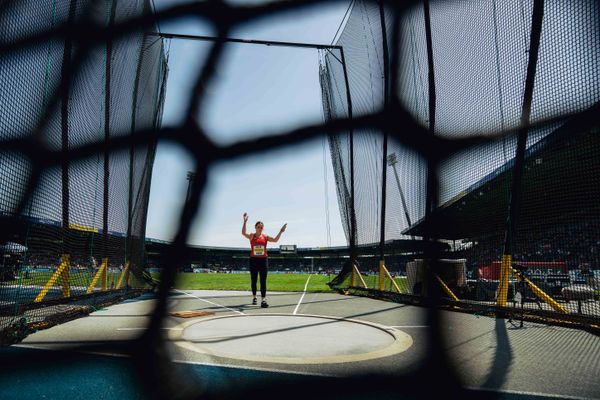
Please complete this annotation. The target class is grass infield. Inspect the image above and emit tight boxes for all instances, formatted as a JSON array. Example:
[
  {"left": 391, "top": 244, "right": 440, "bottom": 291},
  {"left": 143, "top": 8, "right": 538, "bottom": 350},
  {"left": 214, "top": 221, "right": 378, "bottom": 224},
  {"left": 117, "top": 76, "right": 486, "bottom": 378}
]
[
  {"left": 174, "top": 272, "right": 335, "bottom": 292},
  {"left": 13, "top": 271, "right": 138, "bottom": 289},
  {"left": 173, "top": 272, "right": 409, "bottom": 293},
  {"left": 12, "top": 271, "right": 409, "bottom": 294}
]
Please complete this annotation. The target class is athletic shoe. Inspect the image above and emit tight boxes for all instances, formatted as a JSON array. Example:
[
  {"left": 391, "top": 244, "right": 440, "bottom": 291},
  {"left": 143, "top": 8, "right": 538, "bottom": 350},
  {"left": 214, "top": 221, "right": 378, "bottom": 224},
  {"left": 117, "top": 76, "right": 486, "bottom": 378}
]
[
  {"left": 252, "top": 298, "right": 257, "bottom": 305},
  {"left": 261, "top": 300, "right": 269, "bottom": 308}
]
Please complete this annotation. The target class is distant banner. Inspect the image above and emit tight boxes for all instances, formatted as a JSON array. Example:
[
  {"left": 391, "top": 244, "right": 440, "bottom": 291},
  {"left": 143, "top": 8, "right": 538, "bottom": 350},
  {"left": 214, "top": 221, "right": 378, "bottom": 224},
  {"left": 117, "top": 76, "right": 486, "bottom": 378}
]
[{"left": 478, "top": 261, "right": 568, "bottom": 280}]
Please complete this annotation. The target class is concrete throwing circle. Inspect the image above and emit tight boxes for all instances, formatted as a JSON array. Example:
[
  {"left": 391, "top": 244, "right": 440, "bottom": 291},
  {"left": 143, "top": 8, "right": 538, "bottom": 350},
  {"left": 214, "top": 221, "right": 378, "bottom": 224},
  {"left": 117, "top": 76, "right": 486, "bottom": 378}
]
[{"left": 169, "top": 313, "right": 413, "bottom": 364}]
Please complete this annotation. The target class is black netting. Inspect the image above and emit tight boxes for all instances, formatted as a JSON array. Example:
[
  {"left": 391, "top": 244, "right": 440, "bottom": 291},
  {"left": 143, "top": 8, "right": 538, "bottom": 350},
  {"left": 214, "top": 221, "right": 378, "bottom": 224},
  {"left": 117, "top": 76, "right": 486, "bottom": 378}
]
[
  {"left": 324, "top": 0, "right": 600, "bottom": 325},
  {"left": 0, "top": 0, "right": 166, "bottom": 334}
]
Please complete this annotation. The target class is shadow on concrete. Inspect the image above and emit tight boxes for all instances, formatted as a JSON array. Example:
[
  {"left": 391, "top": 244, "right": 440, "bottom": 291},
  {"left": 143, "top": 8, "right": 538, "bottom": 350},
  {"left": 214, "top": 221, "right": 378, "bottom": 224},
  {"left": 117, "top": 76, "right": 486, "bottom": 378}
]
[
  {"left": 482, "top": 318, "right": 513, "bottom": 390},
  {"left": 167, "top": 292, "right": 401, "bottom": 314}
]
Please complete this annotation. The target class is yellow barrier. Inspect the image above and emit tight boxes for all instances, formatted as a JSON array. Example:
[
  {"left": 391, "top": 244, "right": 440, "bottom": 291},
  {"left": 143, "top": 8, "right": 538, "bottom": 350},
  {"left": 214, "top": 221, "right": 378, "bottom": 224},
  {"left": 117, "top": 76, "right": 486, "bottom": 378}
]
[
  {"left": 511, "top": 268, "right": 568, "bottom": 314},
  {"left": 379, "top": 261, "right": 403, "bottom": 293},
  {"left": 379, "top": 260, "right": 385, "bottom": 291},
  {"left": 102, "top": 257, "right": 108, "bottom": 290},
  {"left": 34, "top": 254, "right": 70, "bottom": 303},
  {"left": 496, "top": 254, "right": 511, "bottom": 307},
  {"left": 61, "top": 260, "right": 70, "bottom": 298},
  {"left": 115, "top": 262, "right": 130, "bottom": 289},
  {"left": 352, "top": 264, "right": 368, "bottom": 288},
  {"left": 435, "top": 274, "right": 459, "bottom": 301},
  {"left": 87, "top": 258, "right": 108, "bottom": 294}
]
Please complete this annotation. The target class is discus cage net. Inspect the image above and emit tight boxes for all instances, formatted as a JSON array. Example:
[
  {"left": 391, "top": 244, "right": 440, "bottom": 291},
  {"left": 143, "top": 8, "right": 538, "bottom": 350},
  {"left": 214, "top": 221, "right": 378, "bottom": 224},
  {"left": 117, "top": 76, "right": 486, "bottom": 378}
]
[
  {"left": 0, "top": 0, "right": 598, "bottom": 399},
  {"left": 323, "top": 0, "right": 600, "bottom": 329},
  {"left": 0, "top": 0, "right": 167, "bottom": 338}
]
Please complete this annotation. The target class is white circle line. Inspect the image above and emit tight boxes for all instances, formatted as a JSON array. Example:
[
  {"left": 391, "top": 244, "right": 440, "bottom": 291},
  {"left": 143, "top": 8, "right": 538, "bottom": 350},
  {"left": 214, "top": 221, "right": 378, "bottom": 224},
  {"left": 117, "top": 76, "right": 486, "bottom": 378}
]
[{"left": 169, "top": 313, "right": 413, "bottom": 365}]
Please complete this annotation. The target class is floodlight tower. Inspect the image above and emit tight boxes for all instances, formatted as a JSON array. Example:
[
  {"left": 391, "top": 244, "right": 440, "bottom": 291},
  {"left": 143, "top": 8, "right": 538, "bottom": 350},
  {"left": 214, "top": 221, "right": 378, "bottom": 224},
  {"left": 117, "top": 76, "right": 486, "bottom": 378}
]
[
  {"left": 186, "top": 171, "right": 195, "bottom": 205},
  {"left": 387, "top": 153, "right": 412, "bottom": 228}
]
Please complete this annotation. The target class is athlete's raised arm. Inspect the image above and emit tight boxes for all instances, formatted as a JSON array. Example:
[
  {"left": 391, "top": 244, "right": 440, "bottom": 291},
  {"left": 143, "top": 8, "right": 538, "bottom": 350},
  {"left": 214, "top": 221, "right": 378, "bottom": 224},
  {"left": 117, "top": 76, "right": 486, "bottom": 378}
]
[
  {"left": 241, "top": 213, "right": 252, "bottom": 239},
  {"left": 267, "top": 223, "right": 287, "bottom": 243}
]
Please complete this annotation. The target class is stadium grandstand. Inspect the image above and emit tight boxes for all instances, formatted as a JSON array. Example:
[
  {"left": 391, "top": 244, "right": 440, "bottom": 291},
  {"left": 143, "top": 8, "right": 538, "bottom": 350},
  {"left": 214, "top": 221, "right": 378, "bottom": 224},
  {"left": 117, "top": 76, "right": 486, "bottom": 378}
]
[
  {"left": 145, "top": 237, "right": 447, "bottom": 275},
  {"left": 407, "top": 110, "right": 600, "bottom": 270}
]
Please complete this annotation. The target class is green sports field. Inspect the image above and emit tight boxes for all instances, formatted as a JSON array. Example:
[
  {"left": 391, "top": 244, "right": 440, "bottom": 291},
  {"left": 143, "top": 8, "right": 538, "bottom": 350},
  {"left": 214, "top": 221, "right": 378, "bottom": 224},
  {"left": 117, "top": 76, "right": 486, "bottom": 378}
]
[
  {"left": 174, "top": 272, "right": 334, "bottom": 292},
  {"left": 16, "top": 271, "right": 408, "bottom": 293},
  {"left": 172, "top": 272, "right": 409, "bottom": 293},
  {"left": 15, "top": 271, "right": 126, "bottom": 288}
]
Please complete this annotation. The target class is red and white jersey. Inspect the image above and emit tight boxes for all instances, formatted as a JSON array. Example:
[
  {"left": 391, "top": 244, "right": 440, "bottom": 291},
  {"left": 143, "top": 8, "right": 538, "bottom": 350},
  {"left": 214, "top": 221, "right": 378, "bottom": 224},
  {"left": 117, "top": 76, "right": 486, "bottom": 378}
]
[{"left": 250, "top": 234, "right": 268, "bottom": 258}]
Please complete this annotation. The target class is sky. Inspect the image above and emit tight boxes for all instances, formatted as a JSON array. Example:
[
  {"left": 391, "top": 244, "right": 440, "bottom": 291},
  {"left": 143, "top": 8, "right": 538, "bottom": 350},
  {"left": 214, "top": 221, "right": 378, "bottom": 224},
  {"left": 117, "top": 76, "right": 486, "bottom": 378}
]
[{"left": 145, "top": 1, "right": 351, "bottom": 248}]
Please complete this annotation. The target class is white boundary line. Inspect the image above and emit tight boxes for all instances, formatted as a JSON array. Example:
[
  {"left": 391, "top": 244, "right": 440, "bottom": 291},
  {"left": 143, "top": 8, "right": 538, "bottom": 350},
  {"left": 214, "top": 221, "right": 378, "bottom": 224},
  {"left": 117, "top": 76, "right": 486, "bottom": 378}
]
[
  {"left": 389, "top": 325, "right": 429, "bottom": 329},
  {"left": 173, "top": 289, "right": 245, "bottom": 315},
  {"left": 169, "top": 312, "right": 413, "bottom": 365},
  {"left": 116, "top": 327, "right": 182, "bottom": 331},
  {"left": 293, "top": 274, "right": 312, "bottom": 315}
]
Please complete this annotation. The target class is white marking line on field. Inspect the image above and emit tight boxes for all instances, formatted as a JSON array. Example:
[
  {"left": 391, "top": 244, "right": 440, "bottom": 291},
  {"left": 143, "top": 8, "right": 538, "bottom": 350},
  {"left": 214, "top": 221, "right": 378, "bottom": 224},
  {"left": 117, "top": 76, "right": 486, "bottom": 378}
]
[
  {"left": 116, "top": 327, "right": 182, "bottom": 331},
  {"left": 389, "top": 326, "right": 429, "bottom": 329},
  {"left": 174, "top": 289, "right": 245, "bottom": 315},
  {"left": 293, "top": 274, "right": 312, "bottom": 315}
]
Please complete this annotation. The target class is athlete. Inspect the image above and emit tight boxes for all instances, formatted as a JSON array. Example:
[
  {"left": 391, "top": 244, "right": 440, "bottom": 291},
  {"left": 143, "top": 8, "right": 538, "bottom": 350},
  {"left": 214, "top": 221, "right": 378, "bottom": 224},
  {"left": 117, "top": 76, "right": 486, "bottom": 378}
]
[{"left": 242, "top": 213, "right": 287, "bottom": 308}]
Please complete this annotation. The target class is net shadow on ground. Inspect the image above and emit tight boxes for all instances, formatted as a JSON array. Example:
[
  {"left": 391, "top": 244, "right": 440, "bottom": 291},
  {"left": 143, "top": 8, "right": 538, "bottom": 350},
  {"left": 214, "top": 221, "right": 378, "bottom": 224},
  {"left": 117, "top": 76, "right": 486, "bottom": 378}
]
[{"left": 482, "top": 318, "right": 513, "bottom": 390}]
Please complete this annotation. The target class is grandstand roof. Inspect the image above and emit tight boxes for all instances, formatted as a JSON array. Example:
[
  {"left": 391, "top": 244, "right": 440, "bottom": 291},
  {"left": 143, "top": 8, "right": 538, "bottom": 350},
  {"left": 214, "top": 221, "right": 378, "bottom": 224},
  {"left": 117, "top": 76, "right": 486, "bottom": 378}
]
[{"left": 404, "top": 110, "right": 600, "bottom": 240}]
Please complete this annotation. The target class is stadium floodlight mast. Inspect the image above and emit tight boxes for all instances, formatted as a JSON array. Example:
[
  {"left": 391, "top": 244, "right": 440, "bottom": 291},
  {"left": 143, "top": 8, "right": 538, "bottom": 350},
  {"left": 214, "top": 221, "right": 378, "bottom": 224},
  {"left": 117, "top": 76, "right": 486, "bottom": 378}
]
[
  {"left": 387, "top": 153, "right": 412, "bottom": 228},
  {"left": 186, "top": 171, "right": 195, "bottom": 205}
]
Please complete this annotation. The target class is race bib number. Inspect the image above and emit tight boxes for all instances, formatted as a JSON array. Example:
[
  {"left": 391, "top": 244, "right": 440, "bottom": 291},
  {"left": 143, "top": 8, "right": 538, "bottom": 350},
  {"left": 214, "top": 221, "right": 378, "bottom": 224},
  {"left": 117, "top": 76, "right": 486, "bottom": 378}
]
[{"left": 253, "top": 245, "right": 265, "bottom": 256}]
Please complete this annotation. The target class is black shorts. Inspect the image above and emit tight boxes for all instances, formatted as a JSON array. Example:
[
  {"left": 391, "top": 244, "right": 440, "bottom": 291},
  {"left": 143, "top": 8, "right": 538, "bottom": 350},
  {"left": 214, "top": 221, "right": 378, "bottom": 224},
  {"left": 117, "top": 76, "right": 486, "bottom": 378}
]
[{"left": 249, "top": 257, "right": 268, "bottom": 269}]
